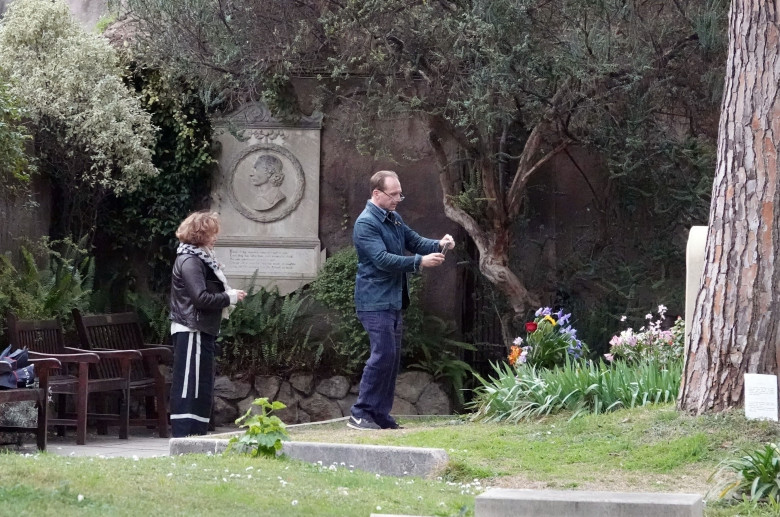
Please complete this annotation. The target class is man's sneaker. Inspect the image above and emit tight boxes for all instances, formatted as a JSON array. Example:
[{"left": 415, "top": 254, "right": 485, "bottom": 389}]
[{"left": 347, "top": 416, "right": 381, "bottom": 430}]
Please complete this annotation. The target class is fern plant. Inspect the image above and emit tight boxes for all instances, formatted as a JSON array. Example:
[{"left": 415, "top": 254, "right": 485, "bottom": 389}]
[
  {"left": 217, "top": 283, "right": 321, "bottom": 376},
  {"left": 0, "top": 237, "right": 93, "bottom": 337}
]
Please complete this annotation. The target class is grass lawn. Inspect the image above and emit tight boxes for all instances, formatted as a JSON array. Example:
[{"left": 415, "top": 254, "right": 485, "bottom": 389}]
[{"left": 2, "top": 404, "right": 780, "bottom": 516}]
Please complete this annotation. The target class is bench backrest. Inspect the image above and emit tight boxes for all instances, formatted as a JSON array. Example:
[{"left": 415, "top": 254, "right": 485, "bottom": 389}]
[
  {"left": 72, "top": 309, "right": 149, "bottom": 380},
  {"left": 7, "top": 313, "right": 66, "bottom": 356}
]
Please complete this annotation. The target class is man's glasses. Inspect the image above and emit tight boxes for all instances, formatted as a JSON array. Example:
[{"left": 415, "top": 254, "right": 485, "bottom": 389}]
[{"left": 377, "top": 189, "right": 405, "bottom": 202}]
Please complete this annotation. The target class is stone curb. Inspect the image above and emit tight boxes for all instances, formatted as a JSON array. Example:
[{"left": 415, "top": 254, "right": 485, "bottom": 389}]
[
  {"left": 475, "top": 488, "right": 703, "bottom": 517},
  {"left": 169, "top": 432, "right": 449, "bottom": 478}
]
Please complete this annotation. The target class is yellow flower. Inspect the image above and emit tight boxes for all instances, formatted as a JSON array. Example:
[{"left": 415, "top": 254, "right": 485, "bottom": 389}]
[
  {"left": 508, "top": 345, "right": 521, "bottom": 366},
  {"left": 544, "top": 315, "right": 557, "bottom": 326}
]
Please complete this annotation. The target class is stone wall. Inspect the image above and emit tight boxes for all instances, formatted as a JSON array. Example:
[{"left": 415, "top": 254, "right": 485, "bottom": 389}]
[{"left": 211, "top": 370, "right": 453, "bottom": 425}]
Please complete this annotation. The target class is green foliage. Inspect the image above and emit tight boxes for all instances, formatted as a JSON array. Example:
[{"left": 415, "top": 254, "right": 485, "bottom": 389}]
[
  {"left": 0, "top": 0, "right": 157, "bottom": 240},
  {"left": 310, "top": 247, "right": 369, "bottom": 374},
  {"left": 405, "top": 315, "right": 476, "bottom": 409},
  {"left": 217, "top": 284, "right": 321, "bottom": 376},
  {"left": 711, "top": 443, "right": 780, "bottom": 503},
  {"left": 0, "top": 237, "right": 93, "bottom": 338},
  {"left": 0, "top": 82, "right": 33, "bottom": 192},
  {"left": 227, "top": 397, "right": 289, "bottom": 457},
  {"left": 469, "top": 357, "right": 682, "bottom": 423},
  {"left": 125, "top": 291, "right": 170, "bottom": 345},
  {"left": 99, "top": 65, "right": 215, "bottom": 294}
]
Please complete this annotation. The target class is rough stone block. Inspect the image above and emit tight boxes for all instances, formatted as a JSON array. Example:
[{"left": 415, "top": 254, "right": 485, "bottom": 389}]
[
  {"left": 316, "top": 375, "right": 350, "bottom": 399},
  {"left": 395, "top": 371, "right": 433, "bottom": 403}
]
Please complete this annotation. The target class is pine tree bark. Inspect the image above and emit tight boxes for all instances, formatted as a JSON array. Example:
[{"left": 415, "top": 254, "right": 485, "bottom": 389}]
[{"left": 678, "top": 0, "right": 780, "bottom": 413}]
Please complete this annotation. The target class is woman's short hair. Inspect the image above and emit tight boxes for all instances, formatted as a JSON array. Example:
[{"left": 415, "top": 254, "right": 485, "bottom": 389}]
[{"left": 176, "top": 211, "right": 221, "bottom": 246}]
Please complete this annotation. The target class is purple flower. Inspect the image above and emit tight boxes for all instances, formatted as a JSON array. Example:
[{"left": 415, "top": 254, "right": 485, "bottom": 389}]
[{"left": 535, "top": 307, "right": 552, "bottom": 317}]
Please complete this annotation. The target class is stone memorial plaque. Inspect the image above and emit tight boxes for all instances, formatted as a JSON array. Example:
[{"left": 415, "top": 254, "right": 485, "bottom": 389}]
[
  {"left": 221, "top": 246, "right": 318, "bottom": 278},
  {"left": 744, "top": 373, "right": 778, "bottom": 421},
  {"left": 210, "top": 102, "right": 325, "bottom": 294}
]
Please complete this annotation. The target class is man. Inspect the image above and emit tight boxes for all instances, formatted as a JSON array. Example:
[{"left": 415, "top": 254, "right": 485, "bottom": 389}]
[
  {"left": 348, "top": 170, "right": 455, "bottom": 430},
  {"left": 250, "top": 153, "right": 286, "bottom": 211}
]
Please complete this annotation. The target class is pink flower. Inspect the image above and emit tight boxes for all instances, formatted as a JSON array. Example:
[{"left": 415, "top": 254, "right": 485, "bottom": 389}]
[{"left": 604, "top": 353, "right": 614, "bottom": 362}]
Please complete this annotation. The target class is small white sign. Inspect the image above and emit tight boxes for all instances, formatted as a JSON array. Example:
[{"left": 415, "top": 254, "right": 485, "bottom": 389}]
[{"left": 744, "top": 373, "right": 778, "bottom": 421}]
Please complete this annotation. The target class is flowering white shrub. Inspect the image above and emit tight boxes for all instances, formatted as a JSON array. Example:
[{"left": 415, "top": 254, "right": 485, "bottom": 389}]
[
  {"left": 606, "top": 305, "right": 684, "bottom": 365},
  {"left": 0, "top": 0, "right": 157, "bottom": 194}
]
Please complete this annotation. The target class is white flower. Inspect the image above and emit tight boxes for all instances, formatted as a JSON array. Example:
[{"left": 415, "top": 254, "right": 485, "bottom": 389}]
[
  {"left": 620, "top": 315, "right": 627, "bottom": 322},
  {"left": 77, "top": 494, "right": 84, "bottom": 502},
  {"left": 645, "top": 314, "right": 653, "bottom": 320},
  {"left": 513, "top": 336, "right": 523, "bottom": 346},
  {"left": 376, "top": 506, "right": 382, "bottom": 511},
  {"left": 291, "top": 500, "right": 298, "bottom": 506}
]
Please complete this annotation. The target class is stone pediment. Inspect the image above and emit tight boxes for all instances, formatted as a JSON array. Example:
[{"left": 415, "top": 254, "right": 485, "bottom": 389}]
[{"left": 218, "top": 102, "right": 323, "bottom": 129}]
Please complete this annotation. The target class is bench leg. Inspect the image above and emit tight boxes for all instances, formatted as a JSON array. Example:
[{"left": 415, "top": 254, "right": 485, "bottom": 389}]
[
  {"left": 76, "top": 363, "right": 88, "bottom": 445},
  {"left": 36, "top": 391, "right": 48, "bottom": 451}
]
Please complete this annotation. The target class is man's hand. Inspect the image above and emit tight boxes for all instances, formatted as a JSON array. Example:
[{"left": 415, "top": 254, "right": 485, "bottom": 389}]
[
  {"left": 236, "top": 290, "right": 247, "bottom": 302},
  {"left": 421, "top": 252, "right": 446, "bottom": 268},
  {"left": 439, "top": 234, "right": 455, "bottom": 252}
]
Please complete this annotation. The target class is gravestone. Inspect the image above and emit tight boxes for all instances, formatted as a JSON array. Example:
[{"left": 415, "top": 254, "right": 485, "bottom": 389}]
[
  {"left": 685, "top": 226, "right": 707, "bottom": 356},
  {"left": 211, "top": 103, "right": 325, "bottom": 294}
]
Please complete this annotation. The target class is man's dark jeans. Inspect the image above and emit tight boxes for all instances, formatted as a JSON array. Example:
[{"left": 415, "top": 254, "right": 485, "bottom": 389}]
[{"left": 351, "top": 310, "right": 403, "bottom": 427}]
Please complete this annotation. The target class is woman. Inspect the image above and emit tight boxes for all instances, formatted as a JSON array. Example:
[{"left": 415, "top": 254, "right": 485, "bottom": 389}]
[{"left": 169, "top": 211, "right": 246, "bottom": 437}]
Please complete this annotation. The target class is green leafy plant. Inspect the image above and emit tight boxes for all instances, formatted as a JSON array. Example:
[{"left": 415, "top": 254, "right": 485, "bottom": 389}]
[
  {"left": 406, "top": 315, "right": 476, "bottom": 409},
  {"left": 0, "top": 237, "right": 93, "bottom": 338},
  {"left": 710, "top": 443, "right": 780, "bottom": 503},
  {"left": 217, "top": 283, "right": 321, "bottom": 376},
  {"left": 227, "top": 397, "right": 289, "bottom": 457},
  {"left": 469, "top": 357, "right": 682, "bottom": 422},
  {"left": 310, "top": 246, "right": 370, "bottom": 374}
]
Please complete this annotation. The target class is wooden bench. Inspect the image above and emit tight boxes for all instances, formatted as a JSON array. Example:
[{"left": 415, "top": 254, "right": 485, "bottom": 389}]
[
  {"left": 8, "top": 313, "right": 140, "bottom": 445},
  {"left": 0, "top": 356, "right": 61, "bottom": 450},
  {"left": 72, "top": 309, "right": 171, "bottom": 438}
]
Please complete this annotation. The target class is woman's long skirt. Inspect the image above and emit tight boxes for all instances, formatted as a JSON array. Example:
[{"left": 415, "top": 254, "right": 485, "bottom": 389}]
[{"left": 170, "top": 331, "right": 216, "bottom": 437}]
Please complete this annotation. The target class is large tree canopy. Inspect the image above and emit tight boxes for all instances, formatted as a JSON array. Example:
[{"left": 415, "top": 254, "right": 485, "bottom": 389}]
[
  {"left": 119, "top": 0, "right": 725, "bottom": 343},
  {"left": 0, "top": 0, "right": 158, "bottom": 239}
]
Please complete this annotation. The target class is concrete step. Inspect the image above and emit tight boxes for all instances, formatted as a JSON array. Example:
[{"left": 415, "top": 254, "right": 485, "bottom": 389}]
[
  {"left": 170, "top": 434, "right": 449, "bottom": 478},
  {"left": 475, "top": 488, "right": 703, "bottom": 517}
]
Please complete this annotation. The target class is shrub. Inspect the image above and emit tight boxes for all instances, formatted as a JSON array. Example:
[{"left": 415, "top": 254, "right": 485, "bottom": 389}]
[
  {"left": 0, "top": 237, "right": 93, "bottom": 338},
  {"left": 606, "top": 305, "right": 684, "bottom": 366},
  {"left": 508, "top": 307, "right": 589, "bottom": 369},
  {"left": 217, "top": 284, "right": 321, "bottom": 376},
  {"left": 469, "top": 357, "right": 682, "bottom": 422},
  {"left": 309, "top": 247, "right": 369, "bottom": 375}
]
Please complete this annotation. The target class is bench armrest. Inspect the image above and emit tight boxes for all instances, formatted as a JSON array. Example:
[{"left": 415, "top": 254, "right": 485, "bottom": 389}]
[
  {"left": 77, "top": 347, "right": 142, "bottom": 361},
  {"left": 29, "top": 349, "right": 99, "bottom": 364},
  {"left": 138, "top": 345, "right": 173, "bottom": 363},
  {"left": 28, "top": 357, "right": 62, "bottom": 372}
]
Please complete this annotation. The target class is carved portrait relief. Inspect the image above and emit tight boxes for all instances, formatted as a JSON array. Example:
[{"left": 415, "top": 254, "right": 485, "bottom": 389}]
[{"left": 227, "top": 143, "right": 305, "bottom": 222}]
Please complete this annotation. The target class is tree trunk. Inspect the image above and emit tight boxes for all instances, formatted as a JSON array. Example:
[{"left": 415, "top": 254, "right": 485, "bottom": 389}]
[{"left": 678, "top": 0, "right": 780, "bottom": 414}]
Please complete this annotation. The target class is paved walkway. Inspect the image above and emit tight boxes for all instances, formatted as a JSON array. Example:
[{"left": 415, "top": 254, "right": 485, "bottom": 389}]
[{"left": 16, "top": 426, "right": 237, "bottom": 458}]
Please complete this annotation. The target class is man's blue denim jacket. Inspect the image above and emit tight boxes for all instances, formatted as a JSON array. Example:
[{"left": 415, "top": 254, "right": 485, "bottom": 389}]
[{"left": 353, "top": 201, "right": 441, "bottom": 312}]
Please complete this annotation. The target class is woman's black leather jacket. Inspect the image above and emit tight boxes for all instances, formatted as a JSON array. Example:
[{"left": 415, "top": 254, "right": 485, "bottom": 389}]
[{"left": 169, "top": 254, "right": 229, "bottom": 336}]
